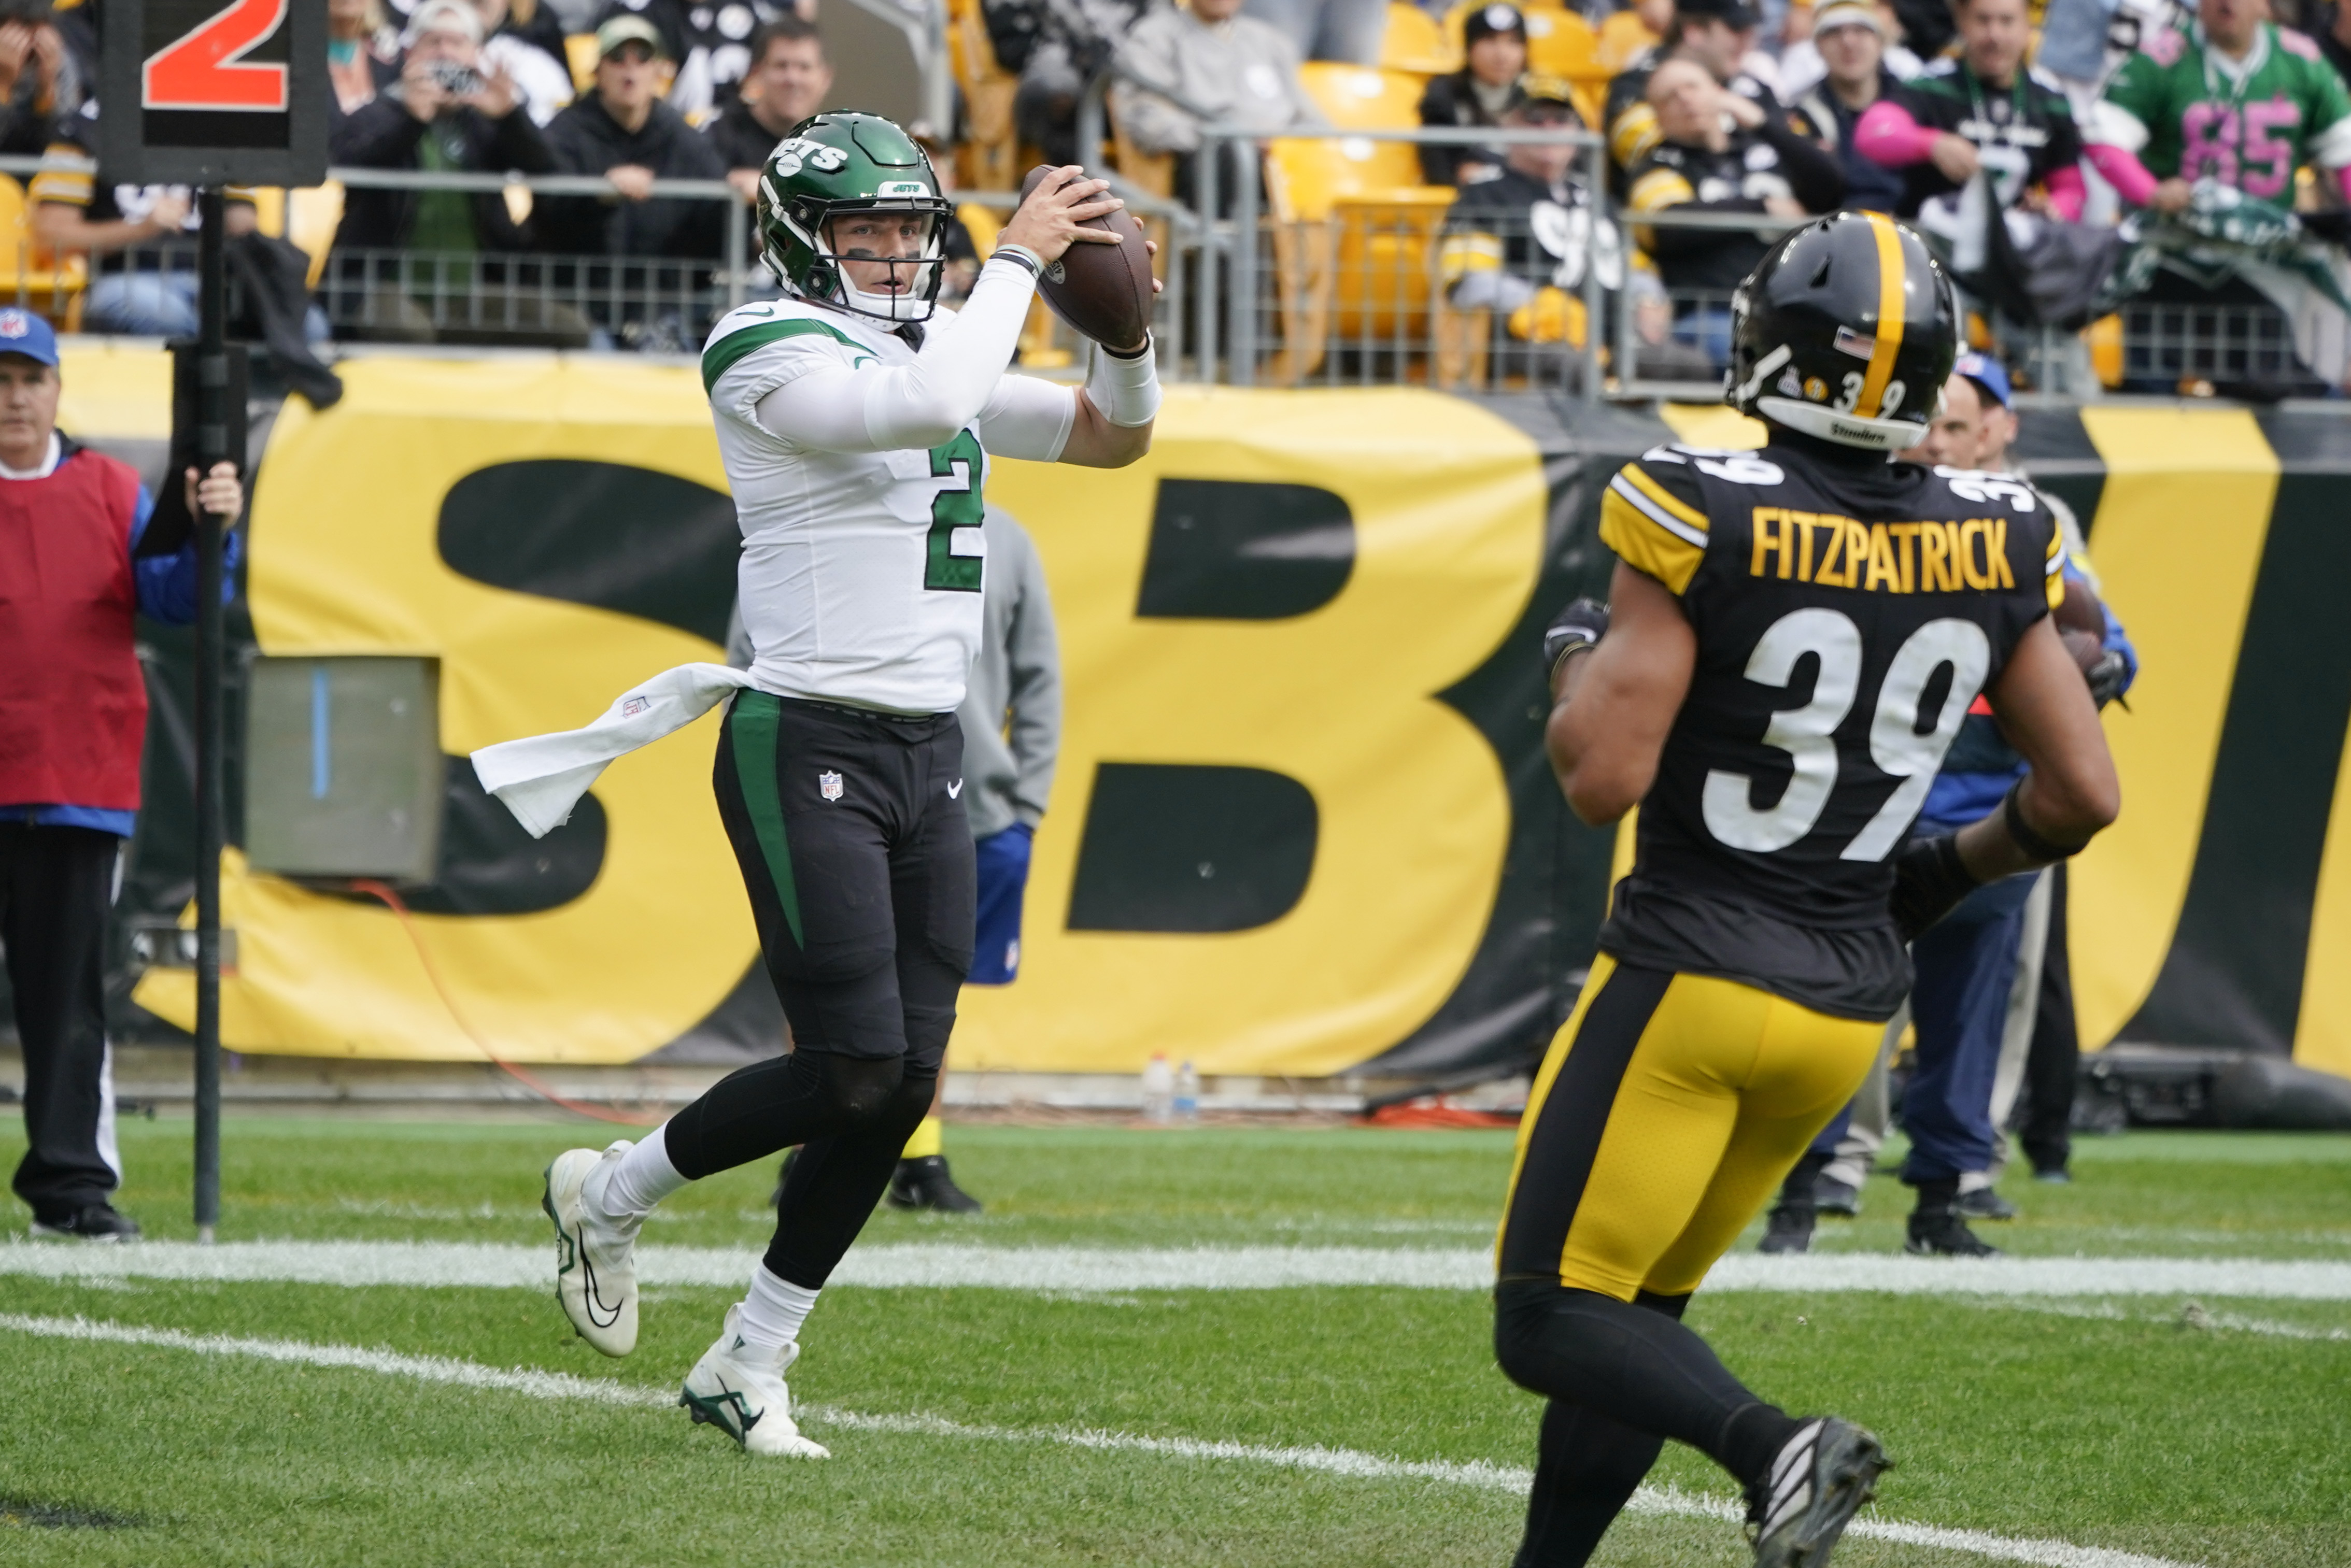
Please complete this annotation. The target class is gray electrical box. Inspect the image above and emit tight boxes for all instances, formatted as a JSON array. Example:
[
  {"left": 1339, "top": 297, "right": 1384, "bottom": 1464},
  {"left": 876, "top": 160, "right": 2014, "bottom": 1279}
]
[{"left": 244, "top": 657, "right": 445, "bottom": 881}]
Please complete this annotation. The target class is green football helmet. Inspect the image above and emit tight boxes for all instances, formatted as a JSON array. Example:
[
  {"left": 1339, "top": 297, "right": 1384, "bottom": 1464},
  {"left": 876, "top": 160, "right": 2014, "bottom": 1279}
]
[{"left": 757, "top": 111, "right": 957, "bottom": 325}]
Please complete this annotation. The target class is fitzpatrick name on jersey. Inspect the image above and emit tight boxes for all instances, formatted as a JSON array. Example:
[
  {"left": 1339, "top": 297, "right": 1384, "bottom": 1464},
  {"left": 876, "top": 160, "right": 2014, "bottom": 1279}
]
[
  {"left": 1596, "top": 441, "right": 2062, "bottom": 1021},
  {"left": 703, "top": 299, "right": 988, "bottom": 716}
]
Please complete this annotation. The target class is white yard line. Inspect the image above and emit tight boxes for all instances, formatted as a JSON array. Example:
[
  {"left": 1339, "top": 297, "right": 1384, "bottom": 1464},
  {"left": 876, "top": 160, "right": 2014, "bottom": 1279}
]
[
  {"left": 5, "top": 1239, "right": 2351, "bottom": 1300},
  {"left": 0, "top": 1311, "right": 2203, "bottom": 1568}
]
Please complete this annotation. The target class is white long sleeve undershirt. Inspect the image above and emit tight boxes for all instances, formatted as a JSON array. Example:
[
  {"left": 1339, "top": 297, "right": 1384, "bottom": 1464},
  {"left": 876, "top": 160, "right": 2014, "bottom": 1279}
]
[{"left": 753, "top": 255, "right": 1069, "bottom": 455}]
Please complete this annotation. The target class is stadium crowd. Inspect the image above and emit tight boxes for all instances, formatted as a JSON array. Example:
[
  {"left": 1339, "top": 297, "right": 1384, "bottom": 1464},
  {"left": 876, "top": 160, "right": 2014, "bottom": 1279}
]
[{"left": 0, "top": 0, "right": 2339, "bottom": 382}]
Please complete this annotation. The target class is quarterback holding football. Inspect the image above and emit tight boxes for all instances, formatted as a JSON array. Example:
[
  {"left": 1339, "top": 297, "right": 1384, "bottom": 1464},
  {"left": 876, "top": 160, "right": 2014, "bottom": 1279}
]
[{"left": 532, "top": 111, "right": 1160, "bottom": 1457}]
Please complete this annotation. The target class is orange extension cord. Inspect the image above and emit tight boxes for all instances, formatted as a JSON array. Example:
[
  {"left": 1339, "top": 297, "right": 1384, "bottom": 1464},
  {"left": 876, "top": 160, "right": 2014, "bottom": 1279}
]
[{"left": 348, "top": 878, "right": 663, "bottom": 1128}]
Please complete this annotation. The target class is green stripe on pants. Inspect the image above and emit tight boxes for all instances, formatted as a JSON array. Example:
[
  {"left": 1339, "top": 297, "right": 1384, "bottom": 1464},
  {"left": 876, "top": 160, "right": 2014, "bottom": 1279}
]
[{"left": 728, "top": 691, "right": 803, "bottom": 947}]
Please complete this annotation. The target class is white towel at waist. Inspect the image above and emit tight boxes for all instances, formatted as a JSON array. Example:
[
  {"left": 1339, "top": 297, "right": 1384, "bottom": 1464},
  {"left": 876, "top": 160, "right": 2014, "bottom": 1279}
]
[{"left": 470, "top": 663, "right": 755, "bottom": 839}]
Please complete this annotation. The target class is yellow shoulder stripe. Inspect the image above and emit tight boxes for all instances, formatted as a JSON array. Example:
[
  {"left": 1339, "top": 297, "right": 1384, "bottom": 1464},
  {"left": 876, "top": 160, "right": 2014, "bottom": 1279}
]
[
  {"left": 1619, "top": 463, "right": 1710, "bottom": 533},
  {"left": 2043, "top": 521, "right": 2065, "bottom": 608},
  {"left": 1601, "top": 486, "right": 1705, "bottom": 594},
  {"left": 1627, "top": 167, "right": 1692, "bottom": 212},
  {"left": 1611, "top": 103, "right": 1660, "bottom": 166}
]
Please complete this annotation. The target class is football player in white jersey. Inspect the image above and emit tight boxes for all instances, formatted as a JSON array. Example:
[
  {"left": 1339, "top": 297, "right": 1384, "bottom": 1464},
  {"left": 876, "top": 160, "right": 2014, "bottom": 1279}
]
[{"left": 539, "top": 111, "right": 1159, "bottom": 1457}]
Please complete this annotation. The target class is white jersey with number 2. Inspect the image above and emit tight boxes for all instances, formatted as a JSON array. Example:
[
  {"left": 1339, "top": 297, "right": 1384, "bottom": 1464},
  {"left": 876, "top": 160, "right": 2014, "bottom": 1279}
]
[{"left": 702, "top": 286, "right": 1079, "bottom": 717}]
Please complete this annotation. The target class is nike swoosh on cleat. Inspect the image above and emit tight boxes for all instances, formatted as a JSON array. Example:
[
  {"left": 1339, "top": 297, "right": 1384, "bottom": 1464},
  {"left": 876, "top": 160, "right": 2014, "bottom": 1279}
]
[
  {"left": 577, "top": 1229, "right": 622, "bottom": 1328},
  {"left": 946, "top": 780, "right": 962, "bottom": 799}
]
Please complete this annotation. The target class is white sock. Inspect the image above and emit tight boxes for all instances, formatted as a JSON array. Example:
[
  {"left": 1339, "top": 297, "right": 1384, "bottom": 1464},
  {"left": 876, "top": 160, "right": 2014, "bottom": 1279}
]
[
  {"left": 734, "top": 1264, "right": 820, "bottom": 1359},
  {"left": 586, "top": 1123, "right": 687, "bottom": 1228}
]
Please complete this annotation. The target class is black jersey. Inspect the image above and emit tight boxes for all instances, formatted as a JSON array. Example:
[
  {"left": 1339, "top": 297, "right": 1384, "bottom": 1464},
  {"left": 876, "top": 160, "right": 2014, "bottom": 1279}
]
[
  {"left": 1602, "top": 50, "right": 1779, "bottom": 194},
  {"left": 1890, "top": 61, "right": 2083, "bottom": 216},
  {"left": 1595, "top": 437, "right": 2063, "bottom": 1020}
]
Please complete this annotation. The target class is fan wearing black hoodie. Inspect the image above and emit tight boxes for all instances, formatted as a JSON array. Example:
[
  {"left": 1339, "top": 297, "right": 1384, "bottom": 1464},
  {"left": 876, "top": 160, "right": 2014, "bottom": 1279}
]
[{"left": 540, "top": 14, "right": 729, "bottom": 260}]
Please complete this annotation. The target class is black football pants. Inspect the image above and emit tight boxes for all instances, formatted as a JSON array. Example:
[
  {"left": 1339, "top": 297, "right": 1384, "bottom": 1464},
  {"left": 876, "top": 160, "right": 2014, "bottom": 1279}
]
[
  {"left": 2, "top": 823, "right": 121, "bottom": 1219},
  {"left": 662, "top": 692, "right": 974, "bottom": 1289}
]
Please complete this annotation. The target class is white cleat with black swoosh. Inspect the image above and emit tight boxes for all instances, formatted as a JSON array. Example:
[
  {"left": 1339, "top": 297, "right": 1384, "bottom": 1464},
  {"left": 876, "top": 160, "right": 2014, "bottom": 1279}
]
[
  {"left": 681, "top": 1305, "right": 831, "bottom": 1458},
  {"left": 542, "top": 1143, "right": 640, "bottom": 1358}
]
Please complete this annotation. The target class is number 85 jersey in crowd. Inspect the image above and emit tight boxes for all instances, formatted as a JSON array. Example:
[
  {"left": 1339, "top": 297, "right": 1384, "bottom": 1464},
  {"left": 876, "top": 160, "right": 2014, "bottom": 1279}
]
[
  {"left": 1597, "top": 437, "right": 2064, "bottom": 1021},
  {"left": 705, "top": 298, "right": 1001, "bottom": 717}
]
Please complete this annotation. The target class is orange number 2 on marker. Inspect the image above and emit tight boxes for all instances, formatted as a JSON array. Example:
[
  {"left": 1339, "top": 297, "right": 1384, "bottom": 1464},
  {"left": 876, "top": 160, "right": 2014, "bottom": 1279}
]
[{"left": 143, "top": 0, "right": 290, "bottom": 112}]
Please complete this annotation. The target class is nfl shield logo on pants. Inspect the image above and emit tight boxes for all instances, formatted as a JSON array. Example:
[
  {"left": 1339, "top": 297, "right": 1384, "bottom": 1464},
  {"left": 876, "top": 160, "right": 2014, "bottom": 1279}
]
[{"left": 818, "top": 771, "right": 844, "bottom": 802}]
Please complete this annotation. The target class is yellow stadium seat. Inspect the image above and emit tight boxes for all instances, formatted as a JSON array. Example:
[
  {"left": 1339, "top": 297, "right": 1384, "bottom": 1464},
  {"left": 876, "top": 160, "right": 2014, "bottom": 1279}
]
[
  {"left": 1381, "top": 3, "right": 1458, "bottom": 75},
  {"left": 1329, "top": 187, "right": 1453, "bottom": 346},
  {"left": 565, "top": 34, "right": 598, "bottom": 94},
  {"left": 2086, "top": 314, "right": 2123, "bottom": 388},
  {"left": 1298, "top": 62, "right": 1426, "bottom": 132},
  {"left": 953, "top": 1, "right": 1020, "bottom": 193},
  {"left": 0, "top": 174, "right": 86, "bottom": 329},
  {"left": 246, "top": 187, "right": 286, "bottom": 238},
  {"left": 1596, "top": 8, "right": 1659, "bottom": 72},
  {"left": 1527, "top": 10, "right": 1603, "bottom": 81},
  {"left": 288, "top": 183, "right": 345, "bottom": 290}
]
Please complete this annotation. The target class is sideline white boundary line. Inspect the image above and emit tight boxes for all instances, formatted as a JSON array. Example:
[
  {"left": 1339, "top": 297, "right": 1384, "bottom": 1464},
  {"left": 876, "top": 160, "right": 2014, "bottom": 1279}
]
[
  {"left": 0, "top": 1310, "right": 2205, "bottom": 1568},
  {"left": 4, "top": 1240, "right": 2350, "bottom": 1300}
]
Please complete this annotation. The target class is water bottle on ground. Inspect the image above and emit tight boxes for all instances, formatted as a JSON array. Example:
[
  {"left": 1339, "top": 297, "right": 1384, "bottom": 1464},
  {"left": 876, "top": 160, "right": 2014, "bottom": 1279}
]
[
  {"left": 1141, "top": 1053, "right": 1175, "bottom": 1123},
  {"left": 1174, "top": 1060, "right": 1200, "bottom": 1121}
]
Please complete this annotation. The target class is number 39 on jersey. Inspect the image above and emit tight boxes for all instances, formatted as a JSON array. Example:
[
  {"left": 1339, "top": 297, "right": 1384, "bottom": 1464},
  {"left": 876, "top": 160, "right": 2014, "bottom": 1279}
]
[{"left": 1598, "top": 441, "right": 2062, "bottom": 893}]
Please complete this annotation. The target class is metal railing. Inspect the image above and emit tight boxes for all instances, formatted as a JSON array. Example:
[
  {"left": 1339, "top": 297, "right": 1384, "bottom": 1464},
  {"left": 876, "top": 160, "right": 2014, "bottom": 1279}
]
[{"left": 0, "top": 142, "right": 2339, "bottom": 402}]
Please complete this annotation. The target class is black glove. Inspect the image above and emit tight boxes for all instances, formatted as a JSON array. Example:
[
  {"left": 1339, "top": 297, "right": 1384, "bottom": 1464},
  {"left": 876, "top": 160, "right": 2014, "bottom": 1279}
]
[
  {"left": 1543, "top": 598, "right": 1610, "bottom": 681},
  {"left": 2084, "top": 648, "right": 2129, "bottom": 708},
  {"left": 1888, "top": 833, "right": 1980, "bottom": 944},
  {"left": 2301, "top": 208, "right": 2351, "bottom": 245}
]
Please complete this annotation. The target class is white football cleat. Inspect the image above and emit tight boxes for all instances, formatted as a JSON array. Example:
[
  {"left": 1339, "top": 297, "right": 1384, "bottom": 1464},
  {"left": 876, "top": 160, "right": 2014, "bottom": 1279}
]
[
  {"left": 680, "top": 1305, "right": 831, "bottom": 1459},
  {"left": 542, "top": 1142, "right": 639, "bottom": 1358}
]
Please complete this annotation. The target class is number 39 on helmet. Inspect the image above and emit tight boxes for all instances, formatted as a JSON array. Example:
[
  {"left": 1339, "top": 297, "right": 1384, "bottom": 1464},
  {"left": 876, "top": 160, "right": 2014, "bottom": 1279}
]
[
  {"left": 1726, "top": 212, "right": 1960, "bottom": 452},
  {"left": 757, "top": 111, "right": 957, "bottom": 324}
]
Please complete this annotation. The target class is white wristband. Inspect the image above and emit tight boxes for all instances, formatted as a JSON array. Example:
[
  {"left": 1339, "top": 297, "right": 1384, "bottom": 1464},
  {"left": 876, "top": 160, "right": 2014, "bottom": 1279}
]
[{"left": 1085, "top": 334, "right": 1161, "bottom": 429}]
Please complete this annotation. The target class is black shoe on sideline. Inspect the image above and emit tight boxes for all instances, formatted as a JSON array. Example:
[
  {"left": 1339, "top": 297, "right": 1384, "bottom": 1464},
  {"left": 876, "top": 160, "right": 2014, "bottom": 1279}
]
[
  {"left": 1760, "top": 1203, "right": 1814, "bottom": 1255},
  {"left": 1905, "top": 1206, "right": 2001, "bottom": 1258},
  {"left": 1957, "top": 1187, "right": 2017, "bottom": 1220},
  {"left": 30, "top": 1204, "right": 140, "bottom": 1243},
  {"left": 1747, "top": 1417, "right": 1890, "bottom": 1568},
  {"left": 1815, "top": 1176, "right": 1862, "bottom": 1217},
  {"left": 887, "top": 1155, "right": 982, "bottom": 1214}
]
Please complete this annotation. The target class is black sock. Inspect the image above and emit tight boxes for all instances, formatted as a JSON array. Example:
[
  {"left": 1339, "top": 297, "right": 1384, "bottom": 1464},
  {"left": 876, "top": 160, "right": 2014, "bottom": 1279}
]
[
  {"left": 1496, "top": 1279, "right": 1803, "bottom": 1495},
  {"left": 662, "top": 1050, "right": 908, "bottom": 1180},
  {"left": 1511, "top": 1290, "right": 1688, "bottom": 1568},
  {"left": 763, "top": 1071, "right": 936, "bottom": 1288},
  {"left": 1776, "top": 1150, "right": 1834, "bottom": 1215},
  {"left": 1910, "top": 1176, "right": 1959, "bottom": 1215}
]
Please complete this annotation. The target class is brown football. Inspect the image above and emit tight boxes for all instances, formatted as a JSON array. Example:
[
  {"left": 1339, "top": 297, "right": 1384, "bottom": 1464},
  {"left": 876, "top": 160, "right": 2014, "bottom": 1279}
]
[{"left": 1017, "top": 164, "right": 1153, "bottom": 351}]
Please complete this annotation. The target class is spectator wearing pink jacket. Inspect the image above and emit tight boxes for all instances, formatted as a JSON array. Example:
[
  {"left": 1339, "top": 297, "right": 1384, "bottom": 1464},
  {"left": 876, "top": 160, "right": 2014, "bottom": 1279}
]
[{"left": 1851, "top": 0, "right": 2088, "bottom": 221}]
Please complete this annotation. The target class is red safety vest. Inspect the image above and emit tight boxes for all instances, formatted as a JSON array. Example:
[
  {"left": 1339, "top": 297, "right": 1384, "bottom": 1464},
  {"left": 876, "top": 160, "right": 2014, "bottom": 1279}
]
[{"left": 0, "top": 444, "right": 150, "bottom": 812}]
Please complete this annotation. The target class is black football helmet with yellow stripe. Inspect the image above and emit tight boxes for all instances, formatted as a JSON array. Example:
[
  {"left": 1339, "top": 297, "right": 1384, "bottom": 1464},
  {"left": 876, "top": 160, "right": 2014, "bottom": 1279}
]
[{"left": 1726, "top": 211, "right": 1958, "bottom": 452}]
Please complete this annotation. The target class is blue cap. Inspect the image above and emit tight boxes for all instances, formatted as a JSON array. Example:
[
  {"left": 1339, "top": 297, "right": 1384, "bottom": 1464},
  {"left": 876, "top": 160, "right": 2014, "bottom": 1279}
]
[
  {"left": 1953, "top": 350, "right": 2012, "bottom": 408},
  {"left": 0, "top": 307, "right": 58, "bottom": 367}
]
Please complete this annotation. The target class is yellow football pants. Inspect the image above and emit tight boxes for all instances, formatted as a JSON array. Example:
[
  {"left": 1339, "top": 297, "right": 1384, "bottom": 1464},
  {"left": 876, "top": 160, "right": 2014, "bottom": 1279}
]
[{"left": 1497, "top": 954, "right": 1884, "bottom": 1301}]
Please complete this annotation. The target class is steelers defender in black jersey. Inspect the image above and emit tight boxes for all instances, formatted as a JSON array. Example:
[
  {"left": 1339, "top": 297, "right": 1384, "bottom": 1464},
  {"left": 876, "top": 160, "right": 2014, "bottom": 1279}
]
[{"left": 1492, "top": 210, "right": 2119, "bottom": 1568}]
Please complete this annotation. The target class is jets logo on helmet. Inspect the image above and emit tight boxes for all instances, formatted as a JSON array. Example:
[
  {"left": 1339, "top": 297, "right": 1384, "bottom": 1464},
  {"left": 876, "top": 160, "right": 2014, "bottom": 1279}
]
[
  {"left": 1726, "top": 211, "right": 1958, "bottom": 451},
  {"left": 756, "top": 111, "right": 957, "bottom": 325},
  {"left": 770, "top": 137, "right": 849, "bottom": 178}
]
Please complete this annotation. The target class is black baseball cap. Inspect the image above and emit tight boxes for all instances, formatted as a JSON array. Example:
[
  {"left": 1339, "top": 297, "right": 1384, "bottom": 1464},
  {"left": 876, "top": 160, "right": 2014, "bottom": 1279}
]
[
  {"left": 1676, "top": 0, "right": 1762, "bottom": 31},
  {"left": 1465, "top": 3, "right": 1527, "bottom": 44}
]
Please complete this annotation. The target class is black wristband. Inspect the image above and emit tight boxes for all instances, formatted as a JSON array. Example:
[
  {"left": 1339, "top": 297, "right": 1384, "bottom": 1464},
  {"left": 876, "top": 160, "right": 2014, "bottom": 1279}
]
[
  {"left": 1103, "top": 332, "right": 1152, "bottom": 359},
  {"left": 2002, "top": 781, "right": 2083, "bottom": 862}
]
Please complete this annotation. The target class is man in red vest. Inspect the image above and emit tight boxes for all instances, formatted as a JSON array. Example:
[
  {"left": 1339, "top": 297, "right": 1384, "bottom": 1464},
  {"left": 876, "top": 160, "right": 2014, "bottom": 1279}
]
[{"left": 0, "top": 306, "right": 242, "bottom": 1242}]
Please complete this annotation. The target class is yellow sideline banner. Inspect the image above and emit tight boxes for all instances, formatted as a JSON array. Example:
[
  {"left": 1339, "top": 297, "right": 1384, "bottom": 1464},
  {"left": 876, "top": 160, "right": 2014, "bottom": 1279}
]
[
  {"left": 104, "top": 349, "right": 2351, "bottom": 1076},
  {"left": 131, "top": 361, "right": 1548, "bottom": 1072}
]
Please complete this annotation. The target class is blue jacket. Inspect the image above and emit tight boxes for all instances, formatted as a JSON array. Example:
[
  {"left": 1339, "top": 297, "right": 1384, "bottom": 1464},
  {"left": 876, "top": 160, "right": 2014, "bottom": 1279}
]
[{"left": 1917, "top": 558, "right": 2135, "bottom": 834}]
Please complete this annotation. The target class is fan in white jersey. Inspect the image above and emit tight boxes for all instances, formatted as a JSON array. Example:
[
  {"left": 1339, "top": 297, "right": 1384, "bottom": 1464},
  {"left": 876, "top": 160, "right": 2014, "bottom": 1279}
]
[{"left": 520, "top": 111, "right": 1160, "bottom": 1459}]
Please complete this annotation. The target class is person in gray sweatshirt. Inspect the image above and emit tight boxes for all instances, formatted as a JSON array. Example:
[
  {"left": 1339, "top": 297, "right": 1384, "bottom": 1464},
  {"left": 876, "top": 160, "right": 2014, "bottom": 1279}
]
[{"left": 730, "top": 503, "right": 1061, "bottom": 1214}]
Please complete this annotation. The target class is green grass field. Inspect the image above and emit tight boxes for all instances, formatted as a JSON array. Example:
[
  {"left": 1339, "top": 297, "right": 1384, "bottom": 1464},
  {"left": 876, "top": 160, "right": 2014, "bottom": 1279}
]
[{"left": 1, "top": 1118, "right": 2347, "bottom": 1566}]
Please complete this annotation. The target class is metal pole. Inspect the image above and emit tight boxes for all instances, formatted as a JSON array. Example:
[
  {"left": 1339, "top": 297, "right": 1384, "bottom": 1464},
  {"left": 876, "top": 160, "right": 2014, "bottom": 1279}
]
[
  {"left": 193, "top": 186, "right": 229, "bottom": 1245},
  {"left": 1582, "top": 138, "right": 1606, "bottom": 410},
  {"left": 1230, "top": 140, "right": 1258, "bottom": 388},
  {"left": 1198, "top": 132, "right": 1220, "bottom": 382},
  {"left": 725, "top": 196, "right": 747, "bottom": 312}
]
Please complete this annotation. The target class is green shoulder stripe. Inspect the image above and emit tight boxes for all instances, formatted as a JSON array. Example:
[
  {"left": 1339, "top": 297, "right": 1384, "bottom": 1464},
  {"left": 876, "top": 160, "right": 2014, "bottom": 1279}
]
[{"left": 701, "top": 316, "right": 874, "bottom": 394}]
